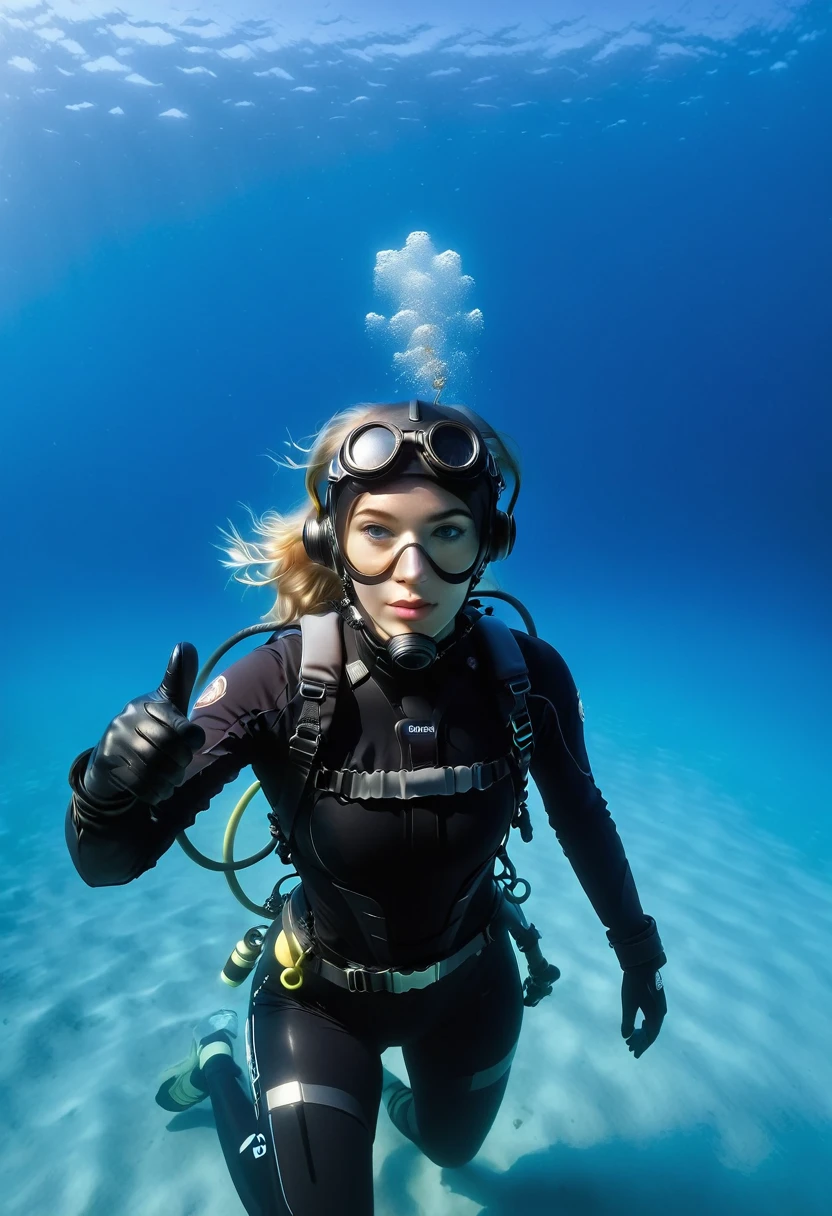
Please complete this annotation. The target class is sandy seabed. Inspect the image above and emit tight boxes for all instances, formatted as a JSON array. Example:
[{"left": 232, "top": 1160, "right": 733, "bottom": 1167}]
[{"left": 0, "top": 729, "right": 830, "bottom": 1216}]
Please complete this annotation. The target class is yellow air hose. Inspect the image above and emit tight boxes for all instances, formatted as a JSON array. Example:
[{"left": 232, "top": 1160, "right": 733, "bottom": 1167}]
[{"left": 220, "top": 780, "right": 272, "bottom": 916}]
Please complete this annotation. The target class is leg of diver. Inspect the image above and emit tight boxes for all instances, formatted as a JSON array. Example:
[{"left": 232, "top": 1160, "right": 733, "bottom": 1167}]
[
  {"left": 399, "top": 930, "right": 525, "bottom": 1168},
  {"left": 193, "top": 995, "right": 383, "bottom": 1216},
  {"left": 248, "top": 992, "right": 381, "bottom": 1211},
  {"left": 200, "top": 1051, "right": 285, "bottom": 1216},
  {"left": 154, "top": 1008, "right": 284, "bottom": 1216},
  {"left": 247, "top": 984, "right": 382, "bottom": 1216},
  {"left": 382, "top": 1066, "right": 424, "bottom": 1151}
]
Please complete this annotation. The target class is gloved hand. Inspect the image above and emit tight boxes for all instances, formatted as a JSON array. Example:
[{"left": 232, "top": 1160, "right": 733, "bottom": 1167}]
[
  {"left": 81, "top": 642, "right": 206, "bottom": 811},
  {"left": 621, "top": 960, "right": 667, "bottom": 1058}
]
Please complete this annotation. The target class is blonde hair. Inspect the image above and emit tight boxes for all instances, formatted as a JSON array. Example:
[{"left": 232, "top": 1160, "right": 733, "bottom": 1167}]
[{"left": 217, "top": 402, "right": 521, "bottom": 625}]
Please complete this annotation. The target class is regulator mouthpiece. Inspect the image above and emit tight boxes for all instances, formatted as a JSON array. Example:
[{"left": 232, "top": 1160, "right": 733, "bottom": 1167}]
[{"left": 386, "top": 632, "right": 438, "bottom": 671}]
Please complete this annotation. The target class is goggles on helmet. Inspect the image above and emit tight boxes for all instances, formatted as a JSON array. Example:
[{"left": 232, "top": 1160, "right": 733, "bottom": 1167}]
[{"left": 334, "top": 419, "right": 491, "bottom": 484}]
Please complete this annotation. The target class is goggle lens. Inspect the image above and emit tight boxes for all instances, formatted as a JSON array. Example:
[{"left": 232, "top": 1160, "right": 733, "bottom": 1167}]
[
  {"left": 427, "top": 422, "right": 477, "bottom": 470},
  {"left": 346, "top": 425, "right": 399, "bottom": 472}
]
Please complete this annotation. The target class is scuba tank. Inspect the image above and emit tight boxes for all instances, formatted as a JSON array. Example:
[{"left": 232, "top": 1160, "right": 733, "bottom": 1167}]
[
  {"left": 218, "top": 874, "right": 303, "bottom": 991},
  {"left": 221, "top": 926, "right": 268, "bottom": 988}
]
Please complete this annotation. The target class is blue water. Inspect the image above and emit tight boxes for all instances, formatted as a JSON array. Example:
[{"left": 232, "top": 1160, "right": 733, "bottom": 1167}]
[{"left": 0, "top": 3, "right": 830, "bottom": 1214}]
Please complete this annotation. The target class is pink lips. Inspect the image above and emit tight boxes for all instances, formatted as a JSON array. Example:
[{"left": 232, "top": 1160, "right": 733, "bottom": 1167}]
[{"left": 388, "top": 599, "right": 434, "bottom": 620}]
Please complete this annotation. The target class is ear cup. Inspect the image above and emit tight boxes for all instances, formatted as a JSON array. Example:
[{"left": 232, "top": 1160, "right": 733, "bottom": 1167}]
[
  {"left": 487, "top": 510, "right": 515, "bottom": 563},
  {"left": 302, "top": 515, "right": 337, "bottom": 570}
]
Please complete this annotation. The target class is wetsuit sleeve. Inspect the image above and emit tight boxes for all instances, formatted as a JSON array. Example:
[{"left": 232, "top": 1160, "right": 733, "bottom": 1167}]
[
  {"left": 65, "top": 638, "right": 295, "bottom": 888},
  {"left": 518, "top": 633, "right": 660, "bottom": 956}
]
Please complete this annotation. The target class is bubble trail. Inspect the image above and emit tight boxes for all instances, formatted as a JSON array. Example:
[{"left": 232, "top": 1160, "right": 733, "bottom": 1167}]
[{"left": 366, "top": 231, "right": 483, "bottom": 397}]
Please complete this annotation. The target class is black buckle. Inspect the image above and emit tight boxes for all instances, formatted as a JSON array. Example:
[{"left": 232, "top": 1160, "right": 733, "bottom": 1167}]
[
  {"left": 316, "top": 768, "right": 350, "bottom": 798},
  {"left": 289, "top": 723, "right": 321, "bottom": 761}
]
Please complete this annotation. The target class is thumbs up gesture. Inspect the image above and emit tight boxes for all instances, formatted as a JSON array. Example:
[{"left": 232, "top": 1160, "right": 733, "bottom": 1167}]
[{"left": 81, "top": 643, "right": 207, "bottom": 812}]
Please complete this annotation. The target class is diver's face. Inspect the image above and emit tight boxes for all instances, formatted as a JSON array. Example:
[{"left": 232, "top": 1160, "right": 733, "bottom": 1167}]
[{"left": 342, "top": 478, "right": 480, "bottom": 642}]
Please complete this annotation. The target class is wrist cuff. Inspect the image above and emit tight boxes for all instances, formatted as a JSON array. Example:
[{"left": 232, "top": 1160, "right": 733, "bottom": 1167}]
[
  {"left": 607, "top": 915, "right": 666, "bottom": 970},
  {"left": 69, "top": 748, "right": 137, "bottom": 820}
]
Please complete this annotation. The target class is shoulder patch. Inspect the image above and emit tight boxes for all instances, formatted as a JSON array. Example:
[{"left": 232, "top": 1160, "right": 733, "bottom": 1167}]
[
  {"left": 193, "top": 674, "right": 228, "bottom": 710},
  {"left": 577, "top": 690, "right": 585, "bottom": 722}
]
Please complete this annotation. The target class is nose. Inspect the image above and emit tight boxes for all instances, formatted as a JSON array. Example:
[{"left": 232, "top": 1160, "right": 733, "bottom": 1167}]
[{"left": 392, "top": 543, "right": 430, "bottom": 584}]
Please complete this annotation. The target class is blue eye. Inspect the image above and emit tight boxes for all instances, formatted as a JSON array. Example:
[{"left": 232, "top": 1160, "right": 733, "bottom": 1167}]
[
  {"left": 360, "top": 521, "right": 467, "bottom": 543},
  {"left": 362, "top": 524, "right": 392, "bottom": 541}
]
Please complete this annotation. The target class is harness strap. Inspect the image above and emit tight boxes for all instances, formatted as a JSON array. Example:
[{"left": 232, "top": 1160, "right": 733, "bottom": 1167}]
[
  {"left": 274, "top": 608, "right": 535, "bottom": 852},
  {"left": 314, "top": 756, "right": 511, "bottom": 800}
]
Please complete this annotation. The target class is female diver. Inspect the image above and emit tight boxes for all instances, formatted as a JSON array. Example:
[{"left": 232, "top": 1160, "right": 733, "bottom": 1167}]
[{"left": 65, "top": 399, "right": 667, "bottom": 1216}]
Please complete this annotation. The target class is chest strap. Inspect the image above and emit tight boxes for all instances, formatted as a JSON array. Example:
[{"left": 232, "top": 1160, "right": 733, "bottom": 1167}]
[{"left": 314, "top": 756, "right": 511, "bottom": 801}]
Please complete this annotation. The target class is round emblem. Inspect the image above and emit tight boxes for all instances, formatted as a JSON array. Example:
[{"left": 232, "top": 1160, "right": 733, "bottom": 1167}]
[
  {"left": 655, "top": 971, "right": 663, "bottom": 990},
  {"left": 193, "top": 674, "right": 227, "bottom": 710},
  {"left": 577, "top": 691, "right": 585, "bottom": 722}
]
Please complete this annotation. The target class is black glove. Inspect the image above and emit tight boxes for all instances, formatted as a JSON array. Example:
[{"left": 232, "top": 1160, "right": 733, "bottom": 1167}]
[
  {"left": 621, "top": 961, "right": 666, "bottom": 1058},
  {"left": 607, "top": 915, "right": 667, "bottom": 1058},
  {"left": 81, "top": 642, "right": 206, "bottom": 812}
]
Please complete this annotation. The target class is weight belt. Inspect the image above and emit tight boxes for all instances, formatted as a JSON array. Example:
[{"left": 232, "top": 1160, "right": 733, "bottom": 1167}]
[{"left": 281, "top": 884, "right": 495, "bottom": 995}]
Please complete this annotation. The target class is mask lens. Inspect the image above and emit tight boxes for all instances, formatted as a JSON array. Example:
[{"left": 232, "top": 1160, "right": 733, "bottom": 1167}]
[
  {"left": 342, "top": 506, "right": 481, "bottom": 579},
  {"left": 346, "top": 425, "right": 399, "bottom": 473},
  {"left": 427, "top": 422, "right": 478, "bottom": 470}
]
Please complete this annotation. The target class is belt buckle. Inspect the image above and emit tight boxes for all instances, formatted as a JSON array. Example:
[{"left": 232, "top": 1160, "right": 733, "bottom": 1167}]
[{"left": 390, "top": 962, "right": 440, "bottom": 994}]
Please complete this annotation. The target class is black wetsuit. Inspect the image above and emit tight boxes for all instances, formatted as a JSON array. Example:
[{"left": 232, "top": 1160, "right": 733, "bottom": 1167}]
[{"left": 66, "top": 614, "right": 653, "bottom": 1216}]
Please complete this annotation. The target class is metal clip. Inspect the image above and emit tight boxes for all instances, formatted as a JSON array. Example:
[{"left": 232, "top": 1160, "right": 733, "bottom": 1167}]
[
  {"left": 508, "top": 676, "right": 531, "bottom": 697},
  {"left": 511, "top": 714, "right": 534, "bottom": 752},
  {"left": 299, "top": 679, "right": 326, "bottom": 701},
  {"left": 345, "top": 967, "right": 371, "bottom": 994}
]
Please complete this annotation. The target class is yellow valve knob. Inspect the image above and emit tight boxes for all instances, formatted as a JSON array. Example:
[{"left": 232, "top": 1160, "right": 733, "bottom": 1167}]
[
  {"left": 275, "top": 929, "right": 308, "bottom": 990},
  {"left": 280, "top": 950, "right": 308, "bottom": 991}
]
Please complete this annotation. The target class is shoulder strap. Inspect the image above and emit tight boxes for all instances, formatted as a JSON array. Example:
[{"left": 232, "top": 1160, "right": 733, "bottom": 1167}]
[
  {"left": 271, "top": 612, "right": 344, "bottom": 854},
  {"left": 288, "top": 612, "right": 343, "bottom": 773},
  {"left": 470, "top": 612, "right": 535, "bottom": 841},
  {"left": 470, "top": 613, "right": 533, "bottom": 758}
]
